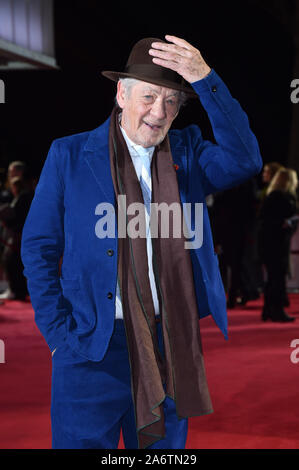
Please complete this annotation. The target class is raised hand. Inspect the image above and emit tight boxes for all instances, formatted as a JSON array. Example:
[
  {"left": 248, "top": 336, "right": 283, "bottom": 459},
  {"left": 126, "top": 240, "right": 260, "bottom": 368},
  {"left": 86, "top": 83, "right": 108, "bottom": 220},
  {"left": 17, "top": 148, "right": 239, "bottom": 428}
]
[{"left": 149, "top": 35, "right": 211, "bottom": 83}]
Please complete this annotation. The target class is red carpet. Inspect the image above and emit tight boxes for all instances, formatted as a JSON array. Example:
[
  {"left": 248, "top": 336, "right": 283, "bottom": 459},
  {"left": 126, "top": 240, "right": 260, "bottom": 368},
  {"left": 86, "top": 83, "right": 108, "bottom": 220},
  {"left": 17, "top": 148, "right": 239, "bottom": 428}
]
[{"left": 0, "top": 295, "right": 298, "bottom": 449}]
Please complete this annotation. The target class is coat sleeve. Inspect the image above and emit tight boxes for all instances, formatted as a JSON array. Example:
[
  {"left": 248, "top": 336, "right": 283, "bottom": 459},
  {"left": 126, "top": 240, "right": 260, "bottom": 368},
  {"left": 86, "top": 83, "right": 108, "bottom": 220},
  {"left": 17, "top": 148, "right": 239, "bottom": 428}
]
[
  {"left": 189, "top": 69, "right": 263, "bottom": 196},
  {"left": 21, "top": 141, "right": 67, "bottom": 352}
]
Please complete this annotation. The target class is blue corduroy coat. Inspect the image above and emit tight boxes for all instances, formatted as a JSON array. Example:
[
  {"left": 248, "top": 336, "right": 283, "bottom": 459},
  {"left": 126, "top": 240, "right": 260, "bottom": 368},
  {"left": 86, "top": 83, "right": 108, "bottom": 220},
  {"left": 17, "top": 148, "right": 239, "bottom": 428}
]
[{"left": 21, "top": 70, "right": 262, "bottom": 361}]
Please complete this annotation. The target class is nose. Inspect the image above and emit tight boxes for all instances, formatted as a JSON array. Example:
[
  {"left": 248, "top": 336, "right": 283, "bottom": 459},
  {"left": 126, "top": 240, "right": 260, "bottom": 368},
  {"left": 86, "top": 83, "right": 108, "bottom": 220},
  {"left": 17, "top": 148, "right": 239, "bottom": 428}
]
[{"left": 150, "top": 97, "right": 167, "bottom": 121}]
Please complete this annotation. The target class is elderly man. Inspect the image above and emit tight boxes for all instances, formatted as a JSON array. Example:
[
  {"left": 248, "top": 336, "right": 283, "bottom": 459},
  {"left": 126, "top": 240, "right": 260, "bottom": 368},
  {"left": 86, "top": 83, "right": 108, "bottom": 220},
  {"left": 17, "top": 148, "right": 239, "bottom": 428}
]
[{"left": 21, "top": 35, "right": 262, "bottom": 449}]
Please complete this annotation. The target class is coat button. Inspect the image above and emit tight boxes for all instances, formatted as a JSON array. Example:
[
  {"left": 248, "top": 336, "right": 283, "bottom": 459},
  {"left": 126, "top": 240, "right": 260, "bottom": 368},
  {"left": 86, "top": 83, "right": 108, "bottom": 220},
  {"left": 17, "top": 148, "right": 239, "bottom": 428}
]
[
  {"left": 212, "top": 85, "right": 217, "bottom": 92},
  {"left": 107, "top": 292, "right": 113, "bottom": 299},
  {"left": 107, "top": 249, "right": 114, "bottom": 256}
]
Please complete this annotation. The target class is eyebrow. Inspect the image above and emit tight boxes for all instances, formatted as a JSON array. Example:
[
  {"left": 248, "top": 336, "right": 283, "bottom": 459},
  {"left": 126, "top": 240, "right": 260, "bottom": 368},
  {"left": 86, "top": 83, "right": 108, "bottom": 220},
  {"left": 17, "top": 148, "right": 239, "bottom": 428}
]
[{"left": 141, "top": 86, "right": 179, "bottom": 97}]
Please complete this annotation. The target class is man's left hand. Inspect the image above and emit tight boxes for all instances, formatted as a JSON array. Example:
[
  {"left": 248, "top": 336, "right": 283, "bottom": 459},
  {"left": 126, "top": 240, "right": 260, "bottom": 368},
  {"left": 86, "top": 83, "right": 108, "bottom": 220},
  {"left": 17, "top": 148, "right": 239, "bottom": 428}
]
[{"left": 149, "top": 35, "right": 211, "bottom": 83}]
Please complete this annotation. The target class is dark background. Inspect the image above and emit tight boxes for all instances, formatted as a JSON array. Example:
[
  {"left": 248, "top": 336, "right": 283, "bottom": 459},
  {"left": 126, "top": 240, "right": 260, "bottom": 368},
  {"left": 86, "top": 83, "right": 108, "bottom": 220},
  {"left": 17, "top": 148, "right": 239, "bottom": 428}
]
[{"left": 0, "top": 0, "right": 296, "bottom": 179}]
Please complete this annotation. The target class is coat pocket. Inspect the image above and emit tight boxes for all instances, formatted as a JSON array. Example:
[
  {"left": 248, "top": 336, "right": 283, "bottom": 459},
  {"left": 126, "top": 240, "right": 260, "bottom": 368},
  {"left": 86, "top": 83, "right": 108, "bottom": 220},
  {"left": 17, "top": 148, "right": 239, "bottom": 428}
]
[{"left": 60, "top": 278, "right": 96, "bottom": 335}]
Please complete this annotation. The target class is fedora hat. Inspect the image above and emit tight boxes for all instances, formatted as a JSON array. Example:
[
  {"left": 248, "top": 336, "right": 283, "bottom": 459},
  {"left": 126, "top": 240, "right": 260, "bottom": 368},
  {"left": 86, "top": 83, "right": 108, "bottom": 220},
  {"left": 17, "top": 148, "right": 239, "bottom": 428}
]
[{"left": 101, "top": 37, "right": 197, "bottom": 97}]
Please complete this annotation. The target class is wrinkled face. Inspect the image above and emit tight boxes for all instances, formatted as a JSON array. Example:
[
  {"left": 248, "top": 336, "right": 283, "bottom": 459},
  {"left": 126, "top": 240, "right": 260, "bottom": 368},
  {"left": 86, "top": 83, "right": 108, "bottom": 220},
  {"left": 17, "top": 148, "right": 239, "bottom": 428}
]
[{"left": 116, "top": 80, "right": 180, "bottom": 148}]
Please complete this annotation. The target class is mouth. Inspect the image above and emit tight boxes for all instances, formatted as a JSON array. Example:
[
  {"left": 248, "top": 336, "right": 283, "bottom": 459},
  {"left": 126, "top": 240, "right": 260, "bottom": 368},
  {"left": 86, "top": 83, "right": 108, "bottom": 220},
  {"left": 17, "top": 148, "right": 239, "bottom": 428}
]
[{"left": 143, "top": 121, "right": 163, "bottom": 131}]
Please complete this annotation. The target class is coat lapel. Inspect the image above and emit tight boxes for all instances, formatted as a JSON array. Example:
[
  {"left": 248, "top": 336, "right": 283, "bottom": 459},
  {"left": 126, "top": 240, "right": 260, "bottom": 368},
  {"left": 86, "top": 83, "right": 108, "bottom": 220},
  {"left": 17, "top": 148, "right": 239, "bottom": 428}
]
[{"left": 84, "top": 116, "right": 115, "bottom": 204}]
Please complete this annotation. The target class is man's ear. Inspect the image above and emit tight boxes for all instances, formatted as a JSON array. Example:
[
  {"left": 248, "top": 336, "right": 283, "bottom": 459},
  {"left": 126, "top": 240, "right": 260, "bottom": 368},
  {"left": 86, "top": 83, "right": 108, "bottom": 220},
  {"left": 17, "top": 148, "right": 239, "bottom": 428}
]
[{"left": 116, "top": 80, "right": 125, "bottom": 109}]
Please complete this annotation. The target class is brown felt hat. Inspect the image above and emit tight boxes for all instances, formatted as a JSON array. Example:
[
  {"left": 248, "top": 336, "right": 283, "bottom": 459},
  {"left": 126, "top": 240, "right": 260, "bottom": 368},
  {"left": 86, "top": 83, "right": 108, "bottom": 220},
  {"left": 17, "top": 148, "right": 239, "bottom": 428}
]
[{"left": 101, "top": 37, "right": 197, "bottom": 97}]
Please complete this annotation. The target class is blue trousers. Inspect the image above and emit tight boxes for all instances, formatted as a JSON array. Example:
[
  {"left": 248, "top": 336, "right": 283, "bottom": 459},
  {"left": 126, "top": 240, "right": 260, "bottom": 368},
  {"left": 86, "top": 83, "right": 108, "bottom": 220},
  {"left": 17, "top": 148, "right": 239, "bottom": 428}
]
[{"left": 51, "top": 319, "right": 188, "bottom": 449}]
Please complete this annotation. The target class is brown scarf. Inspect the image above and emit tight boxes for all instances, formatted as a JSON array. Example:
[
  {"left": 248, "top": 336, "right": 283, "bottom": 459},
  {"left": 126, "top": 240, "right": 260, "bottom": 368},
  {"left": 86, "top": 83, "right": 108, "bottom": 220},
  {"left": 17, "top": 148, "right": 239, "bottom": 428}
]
[{"left": 109, "top": 106, "right": 213, "bottom": 449}]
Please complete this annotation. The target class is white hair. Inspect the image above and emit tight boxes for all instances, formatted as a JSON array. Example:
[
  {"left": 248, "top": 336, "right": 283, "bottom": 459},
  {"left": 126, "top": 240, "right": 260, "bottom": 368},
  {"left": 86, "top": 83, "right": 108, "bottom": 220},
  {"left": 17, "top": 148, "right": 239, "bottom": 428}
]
[
  {"left": 115, "top": 77, "right": 188, "bottom": 108},
  {"left": 118, "top": 77, "right": 140, "bottom": 97}
]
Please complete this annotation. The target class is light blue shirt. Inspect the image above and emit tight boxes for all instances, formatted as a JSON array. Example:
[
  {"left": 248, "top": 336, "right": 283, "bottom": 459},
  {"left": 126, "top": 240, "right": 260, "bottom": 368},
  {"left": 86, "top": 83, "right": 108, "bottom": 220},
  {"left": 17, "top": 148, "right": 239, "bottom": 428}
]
[{"left": 114, "top": 122, "right": 160, "bottom": 319}]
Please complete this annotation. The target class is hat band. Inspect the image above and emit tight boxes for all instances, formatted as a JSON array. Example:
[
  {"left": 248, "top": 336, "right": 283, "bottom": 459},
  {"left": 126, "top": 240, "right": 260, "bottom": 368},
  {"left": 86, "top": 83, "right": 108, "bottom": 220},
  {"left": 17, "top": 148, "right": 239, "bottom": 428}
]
[{"left": 124, "top": 63, "right": 185, "bottom": 85}]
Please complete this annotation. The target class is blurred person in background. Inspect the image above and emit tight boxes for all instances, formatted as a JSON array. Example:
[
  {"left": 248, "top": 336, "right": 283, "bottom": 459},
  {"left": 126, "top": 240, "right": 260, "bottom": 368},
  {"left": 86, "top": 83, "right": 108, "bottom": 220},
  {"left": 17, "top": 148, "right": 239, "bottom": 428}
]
[
  {"left": 0, "top": 167, "right": 13, "bottom": 203},
  {"left": 258, "top": 168, "right": 298, "bottom": 322},
  {"left": 6, "top": 161, "right": 38, "bottom": 192},
  {"left": 261, "top": 162, "right": 284, "bottom": 193},
  {"left": 257, "top": 161, "right": 284, "bottom": 209},
  {"left": 8, "top": 161, "right": 28, "bottom": 181},
  {"left": 255, "top": 162, "right": 285, "bottom": 294},
  {"left": 211, "top": 178, "right": 260, "bottom": 308},
  {"left": 0, "top": 164, "right": 34, "bottom": 300}
]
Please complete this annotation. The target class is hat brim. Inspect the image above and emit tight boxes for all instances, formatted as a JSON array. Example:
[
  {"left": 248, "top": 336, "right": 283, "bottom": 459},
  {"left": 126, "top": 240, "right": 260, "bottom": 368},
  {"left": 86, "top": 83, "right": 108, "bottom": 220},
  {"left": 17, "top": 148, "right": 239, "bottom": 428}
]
[{"left": 101, "top": 70, "right": 198, "bottom": 98}]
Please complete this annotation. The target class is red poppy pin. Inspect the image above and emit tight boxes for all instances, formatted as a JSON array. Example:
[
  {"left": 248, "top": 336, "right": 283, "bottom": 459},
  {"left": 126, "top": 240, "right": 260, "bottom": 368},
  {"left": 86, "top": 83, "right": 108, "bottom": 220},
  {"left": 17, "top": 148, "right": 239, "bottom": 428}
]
[{"left": 174, "top": 164, "right": 179, "bottom": 171}]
